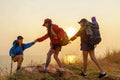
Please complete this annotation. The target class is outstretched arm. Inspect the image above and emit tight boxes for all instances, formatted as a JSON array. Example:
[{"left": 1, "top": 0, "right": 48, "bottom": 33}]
[
  {"left": 70, "top": 27, "right": 85, "bottom": 41},
  {"left": 23, "top": 41, "right": 35, "bottom": 49},
  {"left": 37, "top": 34, "right": 49, "bottom": 42}
]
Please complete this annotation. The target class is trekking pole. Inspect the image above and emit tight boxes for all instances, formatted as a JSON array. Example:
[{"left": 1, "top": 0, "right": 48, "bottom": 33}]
[{"left": 10, "top": 57, "right": 13, "bottom": 75}]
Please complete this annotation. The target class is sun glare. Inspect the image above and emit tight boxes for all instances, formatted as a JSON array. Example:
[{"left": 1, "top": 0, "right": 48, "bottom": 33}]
[
  {"left": 66, "top": 27, "right": 76, "bottom": 37},
  {"left": 64, "top": 55, "right": 79, "bottom": 64}
]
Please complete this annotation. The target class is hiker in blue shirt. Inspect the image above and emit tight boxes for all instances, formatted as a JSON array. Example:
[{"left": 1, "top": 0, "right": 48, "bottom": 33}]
[{"left": 9, "top": 36, "right": 36, "bottom": 71}]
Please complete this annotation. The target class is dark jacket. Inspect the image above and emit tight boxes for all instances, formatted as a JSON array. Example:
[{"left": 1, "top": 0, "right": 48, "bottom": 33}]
[{"left": 74, "top": 26, "right": 90, "bottom": 43}]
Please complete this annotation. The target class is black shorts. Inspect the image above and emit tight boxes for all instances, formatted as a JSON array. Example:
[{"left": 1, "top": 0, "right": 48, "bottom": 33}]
[
  {"left": 51, "top": 44, "right": 62, "bottom": 51},
  {"left": 81, "top": 43, "right": 95, "bottom": 51}
]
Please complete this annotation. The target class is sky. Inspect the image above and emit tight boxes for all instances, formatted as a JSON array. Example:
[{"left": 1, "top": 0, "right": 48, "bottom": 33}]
[{"left": 0, "top": 0, "right": 120, "bottom": 60}]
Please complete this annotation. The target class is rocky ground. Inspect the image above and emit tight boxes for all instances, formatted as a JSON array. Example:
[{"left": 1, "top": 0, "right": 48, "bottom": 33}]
[
  {"left": 3, "top": 51, "right": 120, "bottom": 80},
  {"left": 6, "top": 64, "right": 120, "bottom": 80}
]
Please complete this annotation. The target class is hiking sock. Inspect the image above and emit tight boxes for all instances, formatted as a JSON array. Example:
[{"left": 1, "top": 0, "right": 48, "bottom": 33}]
[{"left": 59, "top": 68, "right": 64, "bottom": 71}]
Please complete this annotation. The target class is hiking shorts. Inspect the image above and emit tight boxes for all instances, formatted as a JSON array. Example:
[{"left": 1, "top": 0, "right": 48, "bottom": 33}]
[
  {"left": 81, "top": 43, "right": 95, "bottom": 51},
  {"left": 12, "top": 54, "right": 23, "bottom": 62},
  {"left": 51, "top": 44, "right": 62, "bottom": 51}
]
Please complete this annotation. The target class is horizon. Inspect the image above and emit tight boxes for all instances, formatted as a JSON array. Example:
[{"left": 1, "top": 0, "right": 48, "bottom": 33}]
[{"left": 0, "top": 0, "right": 120, "bottom": 60}]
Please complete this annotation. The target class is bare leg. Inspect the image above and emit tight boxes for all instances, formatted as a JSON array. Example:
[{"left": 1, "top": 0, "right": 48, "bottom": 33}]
[
  {"left": 17, "top": 55, "right": 23, "bottom": 70},
  {"left": 45, "top": 49, "right": 54, "bottom": 67},
  {"left": 83, "top": 51, "right": 88, "bottom": 74},
  {"left": 17, "top": 61, "right": 22, "bottom": 70},
  {"left": 54, "top": 50, "right": 62, "bottom": 68},
  {"left": 89, "top": 50, "right": 104, "bottom": 73}
]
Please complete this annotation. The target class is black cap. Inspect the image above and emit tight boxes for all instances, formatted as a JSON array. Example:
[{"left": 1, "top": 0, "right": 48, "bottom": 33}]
[
  {"left": 78, "top": 18, "right": 87, "bottom": 24},
  {"left": 17, "top": 36, "right": 24, "bottom": 40}
]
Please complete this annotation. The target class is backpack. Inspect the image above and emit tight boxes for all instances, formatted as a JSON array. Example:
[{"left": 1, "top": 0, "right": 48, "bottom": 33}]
[
  {"left": 85, "top": 18, "right": 101, "bottom": 45},
  {"left": 60, "top": 29, "right": 69, "bottom": 46}
]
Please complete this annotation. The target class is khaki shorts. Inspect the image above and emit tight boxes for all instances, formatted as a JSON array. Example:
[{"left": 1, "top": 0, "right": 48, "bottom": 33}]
[{"left": 12, "top": 54, "right": 23, "bottom": 62}]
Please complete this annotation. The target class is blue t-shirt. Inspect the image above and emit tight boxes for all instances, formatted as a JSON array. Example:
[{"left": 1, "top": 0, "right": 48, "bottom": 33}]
[{"left": 9, "top": 42, "right": 35, "bottom": 56}]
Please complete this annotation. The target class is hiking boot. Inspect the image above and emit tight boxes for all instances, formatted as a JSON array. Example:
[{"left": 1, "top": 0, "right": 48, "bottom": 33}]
[
  {"left": 98, "top": 72, "right": 108, "bottom": 78},
  {"left": 80, "top": 72, "right": 87, "bottom": 77}
]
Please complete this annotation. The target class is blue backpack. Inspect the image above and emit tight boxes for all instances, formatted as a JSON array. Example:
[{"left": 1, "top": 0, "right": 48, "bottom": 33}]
[{"left": 85, "top": 17, "right": 101, "bottom": 45}]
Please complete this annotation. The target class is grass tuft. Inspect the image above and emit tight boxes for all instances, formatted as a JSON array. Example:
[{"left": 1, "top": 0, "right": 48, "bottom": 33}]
[{"left": 1, "top": 50, "right": 120, "bottom": 80}]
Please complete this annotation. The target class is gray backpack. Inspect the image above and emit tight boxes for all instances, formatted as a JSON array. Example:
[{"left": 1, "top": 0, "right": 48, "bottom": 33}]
[{"left": 85, "top": 18, "right": 101, "bottom": 45}]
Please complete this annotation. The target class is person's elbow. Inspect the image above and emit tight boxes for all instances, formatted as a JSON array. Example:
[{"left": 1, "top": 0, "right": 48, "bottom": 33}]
[{"left": 9, "top": 52, "right": 13, "bottom": 56}]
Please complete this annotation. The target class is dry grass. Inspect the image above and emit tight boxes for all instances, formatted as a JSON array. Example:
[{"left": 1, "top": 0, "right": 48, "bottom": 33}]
[
  {"left": 63, "top": 50, "right": 120, "bottom": 80},
  {"left": 0, "top": 67, "right": 9, "bottom": 80},
  {"left": 2, "top": 50, "right": 120, "bottom": 80},
  {"left": 100, "top": 50, "right": 120, "bottom": 77}
]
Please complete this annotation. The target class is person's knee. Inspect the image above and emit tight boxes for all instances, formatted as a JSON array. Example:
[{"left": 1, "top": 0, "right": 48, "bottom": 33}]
[
  {"left": 47, "top": 52, "right": 52, "bottom": 61},
  {"left": 47, "top": 52, "right": 52, "bottom": 59},
  {"left": 18, "top": 57, "right": 23, "bottom": 62},
  {"left": 83, "top": 51, "right": 88, "bottom": 56},
  {"left": 47, "top": 49, "right": 54, "bottom": 56},
  {"left": 54, "top": 54, "right": 58, "bottom": 60},
  {"left": 17, "top": 60, "right": 22, "bottom": 66},
  {"left": 90, "top": 55, "right": 95, "bottom": 61},
  {"left": 83, "top": 51, "right": 88, "bottom": 53},
  {"left": 12, "top": 58, "right": 16, "bottom": 62}
]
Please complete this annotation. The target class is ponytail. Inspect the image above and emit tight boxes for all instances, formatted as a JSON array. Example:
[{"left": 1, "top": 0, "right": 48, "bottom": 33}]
[{"left": 47, "top": 21, "right": 52, "bottom": 37}]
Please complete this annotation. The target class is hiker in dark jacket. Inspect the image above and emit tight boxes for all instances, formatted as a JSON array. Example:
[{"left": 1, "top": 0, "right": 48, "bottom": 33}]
[
  {"left": 9, "top": 36, "right": 36, "bottom": 70},
  {"left": 36, "top": 18, "right": 65, "bottom": 72},
  {"left": 70, "top": 18, "right": 107, "bottom": 78}
]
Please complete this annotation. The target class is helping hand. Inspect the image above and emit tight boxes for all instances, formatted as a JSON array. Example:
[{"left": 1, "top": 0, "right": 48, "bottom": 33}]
[
  {"left": 34, "top": 39, "right": 38, "bottom": 43},
  {"left": 70, "top": 36, "right": 77, "bottom": 41},
  {"left": 68, "top": 40, "right": 72, "bottom": 44}
]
